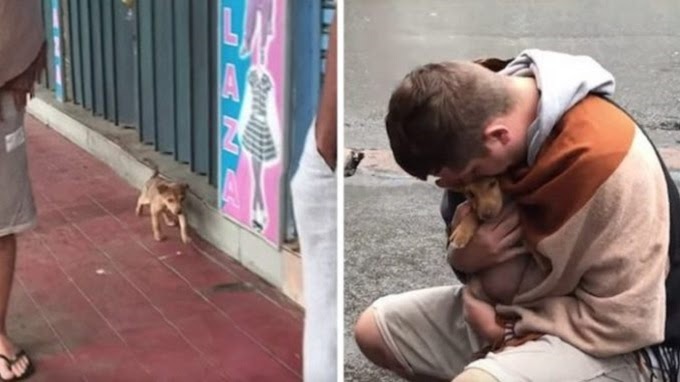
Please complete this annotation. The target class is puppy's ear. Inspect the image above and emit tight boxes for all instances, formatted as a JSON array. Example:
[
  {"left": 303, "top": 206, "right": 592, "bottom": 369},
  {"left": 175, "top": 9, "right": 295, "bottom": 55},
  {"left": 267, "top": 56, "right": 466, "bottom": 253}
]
[
  {"left": 157, "top": 184, "right": 170, "bottom": 194},
  {"left": 179, "top": 182, "right": 189, "bottom": 192}
]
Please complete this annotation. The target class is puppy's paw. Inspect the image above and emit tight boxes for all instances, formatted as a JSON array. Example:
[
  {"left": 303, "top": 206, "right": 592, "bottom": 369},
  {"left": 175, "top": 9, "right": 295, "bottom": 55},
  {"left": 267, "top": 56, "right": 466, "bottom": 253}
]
[
  {"left": 154, "top": 233, "right": 166, "bottom": 242},
  {"left": 181, "top": 236, "right": 191, "bottom": 245},
  {"left": 449, "top": 226, "right": 473, "bottom": 249}
]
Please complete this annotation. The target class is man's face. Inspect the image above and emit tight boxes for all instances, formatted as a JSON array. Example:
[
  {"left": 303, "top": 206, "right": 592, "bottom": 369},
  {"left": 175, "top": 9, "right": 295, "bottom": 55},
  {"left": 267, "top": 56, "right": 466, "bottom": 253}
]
[{"left": 433, "top": 146, "right": 513, "bottom": 189}]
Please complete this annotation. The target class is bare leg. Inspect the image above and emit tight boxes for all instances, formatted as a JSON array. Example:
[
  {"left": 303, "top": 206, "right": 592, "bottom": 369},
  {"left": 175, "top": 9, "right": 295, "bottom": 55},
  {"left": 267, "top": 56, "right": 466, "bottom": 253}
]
[
  {"left": 240, "top": 0, "right": 258, "bottom": 56},
  {"left": 0, "top": 236, "right": 17, "bottom": 336},
  {"left": 354, "top": 308, "right": 448, "bottom": 382},
  {"left": 260, "top": 0, "right": 273, "bottom": 52},
  {"left": 0, "top": 235, "right": 30, "bottom": 379},
  {"left": 135, "top": 196, "right": 144, "bottom": 216},
  {"left": 263, "top": 0, "right": 273, "bottom": 37},
  {"left": 449, "top": 212, "right": 479, "bottom": 249},
  {"left": 177, "top": 214, "right": 190, "bottom": 244},
  {"left": 251, "top": 158, "right": 265, "bottom": 227},
  {"left": 151, "top": 209, "right": 164, "bottom": 241},
  {"left": 162, "top": 211, "right": 176, "bottom": 226}
]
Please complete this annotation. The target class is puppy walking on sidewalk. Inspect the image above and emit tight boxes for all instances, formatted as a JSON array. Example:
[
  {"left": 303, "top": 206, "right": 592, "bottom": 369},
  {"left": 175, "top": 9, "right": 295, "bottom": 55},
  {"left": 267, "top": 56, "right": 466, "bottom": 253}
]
[{"left": 135, "top": 162, "right": 190, "bottom": 244}]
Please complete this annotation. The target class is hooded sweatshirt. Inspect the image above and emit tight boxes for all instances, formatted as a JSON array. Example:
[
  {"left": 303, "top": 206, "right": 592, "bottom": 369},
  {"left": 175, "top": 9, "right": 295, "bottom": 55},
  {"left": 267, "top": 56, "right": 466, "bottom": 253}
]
[
  {"left": 455, "top": 51, "right": 677, "bottom": 367},
  {"left": 499, "top": 50, "right": 616, "bottom": 165}
]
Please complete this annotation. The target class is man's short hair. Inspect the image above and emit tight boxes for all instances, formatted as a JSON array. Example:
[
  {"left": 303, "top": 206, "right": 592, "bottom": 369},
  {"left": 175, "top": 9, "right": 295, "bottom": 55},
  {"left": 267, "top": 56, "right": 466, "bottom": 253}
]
[{"left": 385, "top": 61, "right": 515, "bottom": 180}]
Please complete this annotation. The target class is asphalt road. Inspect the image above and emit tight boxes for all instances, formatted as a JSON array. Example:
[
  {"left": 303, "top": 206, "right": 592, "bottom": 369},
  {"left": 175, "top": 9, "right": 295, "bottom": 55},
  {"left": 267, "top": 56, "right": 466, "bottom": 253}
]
[
  {"left": 345, "top": 0, "right": 680, "bottom": 151},
  {"left": 343, "top": 1, "right": 680, "bottom": 381}
]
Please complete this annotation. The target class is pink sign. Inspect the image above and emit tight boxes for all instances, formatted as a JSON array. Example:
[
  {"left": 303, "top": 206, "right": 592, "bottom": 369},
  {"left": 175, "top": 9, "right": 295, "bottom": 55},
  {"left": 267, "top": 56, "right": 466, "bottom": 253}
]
[{"left": 218, "top": 0, "right": 287, "bottom": 246}]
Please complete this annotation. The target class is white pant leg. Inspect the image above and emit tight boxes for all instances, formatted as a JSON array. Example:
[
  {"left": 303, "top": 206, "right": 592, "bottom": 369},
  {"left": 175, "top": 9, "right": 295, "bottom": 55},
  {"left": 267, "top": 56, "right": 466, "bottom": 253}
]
[{"left": 291, "top": 124, "right": 337, "bottom": 381}]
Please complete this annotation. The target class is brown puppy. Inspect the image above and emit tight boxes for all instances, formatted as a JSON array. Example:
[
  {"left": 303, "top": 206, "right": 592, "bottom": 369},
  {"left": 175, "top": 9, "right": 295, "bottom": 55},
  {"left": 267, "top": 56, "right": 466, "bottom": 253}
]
[
  {"left": 448, "top": 177, "right": 530, "bottom": 345},
  {"left": 449, "top": 177, "right": 503, "bottom": 249},
  {"left": 135, "top": 166, "right": 190, "bottom": 244}
]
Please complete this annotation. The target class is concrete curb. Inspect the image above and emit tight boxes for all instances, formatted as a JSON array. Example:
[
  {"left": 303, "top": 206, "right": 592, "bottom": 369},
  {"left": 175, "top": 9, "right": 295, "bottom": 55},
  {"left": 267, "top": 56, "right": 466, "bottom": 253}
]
[{"left": 26, "top": 96, "right": 294, "bottom": 300}]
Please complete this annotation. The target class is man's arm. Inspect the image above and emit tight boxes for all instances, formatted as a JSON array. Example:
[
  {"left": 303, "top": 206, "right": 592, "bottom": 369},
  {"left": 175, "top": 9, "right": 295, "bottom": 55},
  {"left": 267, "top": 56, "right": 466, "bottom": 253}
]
[{"left": 315, "top": 14, "right": 337, "bottom": 171}]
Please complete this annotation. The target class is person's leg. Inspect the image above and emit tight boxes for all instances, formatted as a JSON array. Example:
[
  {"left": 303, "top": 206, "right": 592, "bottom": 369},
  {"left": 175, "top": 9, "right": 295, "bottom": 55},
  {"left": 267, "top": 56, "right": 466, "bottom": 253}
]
[
  {"left": 291, "top": 12, "right": 337, "bottom": 378},
  {"left": 263, "top": 0, "right": 273, "bottom": 37},
  {"left": 0, "top": 235, "right": 28, "bottom": 379},
  {"left": 240, "top": 0, "right": 258, "bottom": 56},
  {"left": 291, "top": 125, "right": 337, "bottom": 381},
  {"left": 0, "top": 236, "right": 17, "bottom": 337},
  {"left": 354, "top": 308, "right": 448, "bottom": 382},
  {"left": 0, "top": 92, "right": 37, "bottom": 379},
  {"left": 259, "top": 0, "right": 273, "bottom": 55},
  {"left": 251, "top": 158, "right": 263, "bottom": 226},
  {"left": 354, "top": 285, "right": 485, "bottom": 381}
]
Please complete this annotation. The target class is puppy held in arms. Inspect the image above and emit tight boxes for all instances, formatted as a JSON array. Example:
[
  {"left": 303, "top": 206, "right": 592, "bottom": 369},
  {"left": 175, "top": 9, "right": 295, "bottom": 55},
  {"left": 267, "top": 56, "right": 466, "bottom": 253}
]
[
  {"left": 449, "top": 177, "right": 530, "bottom": 348},
  {"left": 136, "top": 164, "right": 190, "bottom": 244}
]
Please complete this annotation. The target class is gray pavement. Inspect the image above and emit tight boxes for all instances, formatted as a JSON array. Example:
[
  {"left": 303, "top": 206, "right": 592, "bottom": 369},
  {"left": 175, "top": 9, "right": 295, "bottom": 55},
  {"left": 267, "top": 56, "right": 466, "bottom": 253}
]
[
  {"left": 346, "top": 0, "right": 680, "bottom": 150},
  {"left": 344, "top": 1, "right": 680, "bottom": 381}
]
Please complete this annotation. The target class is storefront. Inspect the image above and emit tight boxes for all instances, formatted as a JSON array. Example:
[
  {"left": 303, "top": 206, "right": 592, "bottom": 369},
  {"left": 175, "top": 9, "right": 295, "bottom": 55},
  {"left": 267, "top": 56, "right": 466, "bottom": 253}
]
[{"left": 40, "top": 0, "right": 335, "bottom": 304}]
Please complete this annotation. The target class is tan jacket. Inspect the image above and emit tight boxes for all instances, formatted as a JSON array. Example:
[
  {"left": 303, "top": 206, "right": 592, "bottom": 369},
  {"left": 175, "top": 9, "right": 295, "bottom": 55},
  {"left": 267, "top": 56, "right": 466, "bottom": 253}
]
[
  {"left": 497, "top": 96, "right": 669, "bottom": 357},
  {"left": 0, "top": 0, "right": 45, "bottom": 88}
]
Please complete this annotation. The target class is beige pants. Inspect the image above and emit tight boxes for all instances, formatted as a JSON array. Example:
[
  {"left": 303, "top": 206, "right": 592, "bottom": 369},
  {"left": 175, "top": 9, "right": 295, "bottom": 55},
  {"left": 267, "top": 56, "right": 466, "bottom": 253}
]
[
  {"left": 0, "top": 92, "right": 36, "bottom": 237},
  {"left": 372, "top": 285, "right": 654, "bottom": 381}
]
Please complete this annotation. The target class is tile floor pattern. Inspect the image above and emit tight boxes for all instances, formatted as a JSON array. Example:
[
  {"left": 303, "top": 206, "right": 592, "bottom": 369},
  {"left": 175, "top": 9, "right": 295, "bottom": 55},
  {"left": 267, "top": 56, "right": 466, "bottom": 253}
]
[{"left": 8, "top": 116, "right": 303, "bottom": 381}]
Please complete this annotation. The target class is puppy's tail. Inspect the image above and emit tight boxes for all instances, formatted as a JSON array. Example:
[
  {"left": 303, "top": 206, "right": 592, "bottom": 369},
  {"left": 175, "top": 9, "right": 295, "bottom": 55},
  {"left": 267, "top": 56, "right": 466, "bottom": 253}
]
[{"left": 142, "top": 158, "right": 160, "bottom": 177}]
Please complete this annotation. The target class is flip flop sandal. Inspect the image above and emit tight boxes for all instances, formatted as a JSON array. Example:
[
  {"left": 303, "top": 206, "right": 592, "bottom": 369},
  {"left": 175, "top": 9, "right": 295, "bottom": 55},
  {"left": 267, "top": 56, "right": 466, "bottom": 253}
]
[
  {"left": 0, "top": 354, "right": 15, "bottom": 381},
  {"left": 10, "top": 350, "right": 34, "bottom": 381},
  {"left": 0, "top": 351, "right": 35, "bottom": 381}
]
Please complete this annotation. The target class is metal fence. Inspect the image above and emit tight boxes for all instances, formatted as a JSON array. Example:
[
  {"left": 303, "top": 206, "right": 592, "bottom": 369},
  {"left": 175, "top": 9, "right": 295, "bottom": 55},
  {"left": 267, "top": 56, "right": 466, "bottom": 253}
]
[
  {"left": 55, "top": 0, "right": 219, "bottom": 184},
  {"left": 41, "top": 0, "right": 334, "bottom": 242}
]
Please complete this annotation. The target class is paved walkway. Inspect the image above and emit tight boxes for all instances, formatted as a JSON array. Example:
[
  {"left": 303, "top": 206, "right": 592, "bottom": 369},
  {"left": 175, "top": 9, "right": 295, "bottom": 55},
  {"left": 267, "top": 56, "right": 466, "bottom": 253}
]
[{"left": 10, "top": 116, "right": 303, "bottom": 381}]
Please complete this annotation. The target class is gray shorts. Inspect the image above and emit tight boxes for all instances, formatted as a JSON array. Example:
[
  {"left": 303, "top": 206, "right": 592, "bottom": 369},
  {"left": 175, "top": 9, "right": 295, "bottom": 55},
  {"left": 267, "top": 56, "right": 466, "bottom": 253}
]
[
  {"left": 371, "top": 285, "right": 651, "bottom": 381},
  {"left": 0, "top": 92, "right": 36, "bottom": 237}
]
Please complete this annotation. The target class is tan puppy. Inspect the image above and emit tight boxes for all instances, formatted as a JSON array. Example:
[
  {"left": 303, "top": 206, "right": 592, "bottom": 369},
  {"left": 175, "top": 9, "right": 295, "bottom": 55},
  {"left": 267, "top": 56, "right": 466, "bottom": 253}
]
[
  {"left": 449, "top": 177, "right": 503, "bottom": 249},
  {"left": 135, "top": 167, "right": 190, "bottom": 244},
  {"left": 448, "top": 177, "right": 530, "bottom": 345}
]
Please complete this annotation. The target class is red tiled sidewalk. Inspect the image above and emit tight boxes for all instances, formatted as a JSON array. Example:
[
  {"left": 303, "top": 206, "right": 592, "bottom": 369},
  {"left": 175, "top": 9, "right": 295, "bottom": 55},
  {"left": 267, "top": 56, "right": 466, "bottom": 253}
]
[{"left": 9, "top": 116, "right": 303, "bottom": 381}]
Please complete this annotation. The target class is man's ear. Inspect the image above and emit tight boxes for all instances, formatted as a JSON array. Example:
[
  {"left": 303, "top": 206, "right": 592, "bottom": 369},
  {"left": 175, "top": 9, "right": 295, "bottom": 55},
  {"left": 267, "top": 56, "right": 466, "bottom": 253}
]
[
  {"left": 450, "top": 185, "right": 465, "bottom": 194},
  {"left": 473, "top": 57, "right": 513, "bottom": 73},
  {"left": 483, "top": 123, "right": 510, "bottom": 146}
]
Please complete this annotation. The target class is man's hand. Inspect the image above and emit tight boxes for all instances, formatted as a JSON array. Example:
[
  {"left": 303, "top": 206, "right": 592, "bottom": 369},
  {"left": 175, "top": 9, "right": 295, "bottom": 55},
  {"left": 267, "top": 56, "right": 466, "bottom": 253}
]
[{"left": 447, "top": 201, "right": 526, "bottom": 274}]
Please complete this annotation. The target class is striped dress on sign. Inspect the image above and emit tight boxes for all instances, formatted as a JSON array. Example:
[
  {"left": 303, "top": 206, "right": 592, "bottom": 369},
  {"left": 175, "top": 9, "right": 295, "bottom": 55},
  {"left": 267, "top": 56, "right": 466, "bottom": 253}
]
[{"left": 242, "top": 69, "right": 277, "bottom": 163}]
